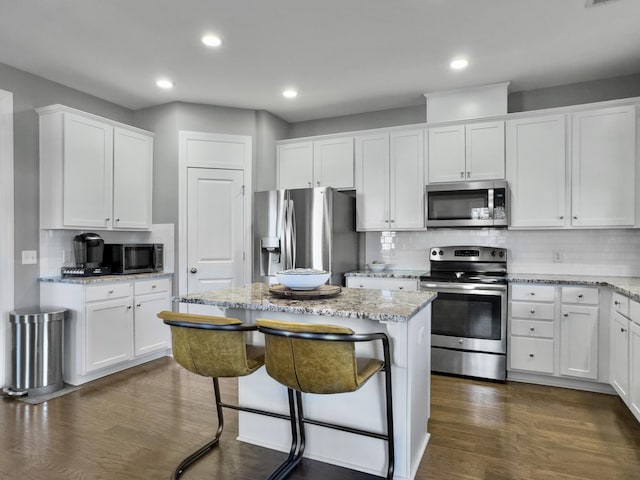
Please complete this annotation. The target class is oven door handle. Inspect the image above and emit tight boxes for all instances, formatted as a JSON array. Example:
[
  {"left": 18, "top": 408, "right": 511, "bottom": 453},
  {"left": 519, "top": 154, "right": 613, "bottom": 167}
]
[{"left": 421, "top": 282, "right": 507, "bottom": 293}]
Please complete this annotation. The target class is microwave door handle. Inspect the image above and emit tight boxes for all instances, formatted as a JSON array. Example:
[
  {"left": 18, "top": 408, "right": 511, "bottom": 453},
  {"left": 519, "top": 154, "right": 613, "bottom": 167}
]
[{"left": 488, "top": 188, "right": 495, "bottom": 218}]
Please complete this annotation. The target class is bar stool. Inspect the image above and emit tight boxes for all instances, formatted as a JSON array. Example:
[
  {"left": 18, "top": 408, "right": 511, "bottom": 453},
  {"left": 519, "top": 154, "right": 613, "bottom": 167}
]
[
  {"left": 157, "top": 311, "right": 293, "bottom": 480},
  {"left": 256, "top": 318, "right": 395, "bottom": 480}
]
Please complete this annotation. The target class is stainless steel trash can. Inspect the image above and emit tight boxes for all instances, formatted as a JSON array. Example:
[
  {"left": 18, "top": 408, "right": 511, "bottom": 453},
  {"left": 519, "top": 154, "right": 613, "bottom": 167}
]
[{"left": 5, "top": 307, "right": 66, "bottom": 396}]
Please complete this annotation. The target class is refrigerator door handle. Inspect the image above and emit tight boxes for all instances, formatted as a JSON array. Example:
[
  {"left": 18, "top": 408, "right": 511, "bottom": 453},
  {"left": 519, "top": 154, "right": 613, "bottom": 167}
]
[
  {"left": 290, "top": 200, "right": 296, "bottom": 268},
  {"left": 283, "top": 199, "right": 295, "bottom": 270}
]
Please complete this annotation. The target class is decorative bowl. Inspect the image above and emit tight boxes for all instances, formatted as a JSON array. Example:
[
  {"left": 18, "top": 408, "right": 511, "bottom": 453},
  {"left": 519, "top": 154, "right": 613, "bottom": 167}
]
[
  {"left": 275, "top": 269, "right": 331, "bottom": 290},
  {"left": 367, "top": 263, "right": 388, "bottom": 272}
]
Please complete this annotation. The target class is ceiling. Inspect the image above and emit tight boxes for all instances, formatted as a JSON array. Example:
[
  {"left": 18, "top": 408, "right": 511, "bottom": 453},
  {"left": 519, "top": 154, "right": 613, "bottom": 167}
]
[{"left": 1, "top": 0, "right": 640, "bottom": 123}]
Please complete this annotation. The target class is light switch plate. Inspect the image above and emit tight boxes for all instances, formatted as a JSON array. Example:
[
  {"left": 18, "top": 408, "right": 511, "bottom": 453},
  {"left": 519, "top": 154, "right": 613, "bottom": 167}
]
[{"left": 22, "top": 250, "right": 38, "bottom": 265}]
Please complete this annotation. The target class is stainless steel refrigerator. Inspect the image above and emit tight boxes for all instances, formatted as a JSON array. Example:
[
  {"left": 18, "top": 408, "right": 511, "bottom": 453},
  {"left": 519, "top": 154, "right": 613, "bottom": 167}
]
[{"left": 253, "top": 187, "right": 359, "bottom": 286}]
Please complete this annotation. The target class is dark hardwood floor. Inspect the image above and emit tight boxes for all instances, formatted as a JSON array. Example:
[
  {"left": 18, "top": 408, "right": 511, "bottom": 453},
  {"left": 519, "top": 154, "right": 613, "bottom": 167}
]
[{"left": 1, "top": 357, "right": 639, "bottom": 479}]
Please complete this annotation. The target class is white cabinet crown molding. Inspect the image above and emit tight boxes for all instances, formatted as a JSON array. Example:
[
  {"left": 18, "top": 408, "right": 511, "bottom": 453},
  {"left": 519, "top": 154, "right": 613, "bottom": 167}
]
[{"left": 36, "top": 104, "right": 153, "bottom": 136}]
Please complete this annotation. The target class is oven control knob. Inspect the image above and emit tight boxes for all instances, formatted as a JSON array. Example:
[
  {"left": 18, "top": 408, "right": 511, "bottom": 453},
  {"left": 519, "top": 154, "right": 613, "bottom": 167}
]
[
  {"left": 439, "top": 250, "right": 444, "bottom": 255},
  {"left": 499, "top": 251, "right": 504, "bottom": 257},
  {"left": 491, "top": 250, "right": 497, "bottom": 257},
  {"left": 431, "top": 250, "right": 437, "bottom": 256}
]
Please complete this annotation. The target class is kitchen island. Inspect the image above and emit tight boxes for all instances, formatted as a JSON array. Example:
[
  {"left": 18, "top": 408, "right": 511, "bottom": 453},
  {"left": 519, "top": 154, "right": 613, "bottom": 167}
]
[{"left": 175, "top": 283, "right": 437, "bottom": 480}]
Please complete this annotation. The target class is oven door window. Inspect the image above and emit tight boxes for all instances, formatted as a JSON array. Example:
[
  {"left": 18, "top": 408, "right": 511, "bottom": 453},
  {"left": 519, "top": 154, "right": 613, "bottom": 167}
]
[
  {"left": 428, "top": 190, "right": 489, "bottom": 220},
  {"left": 431, "top": 292, "right": 502, "bottom": 340}
]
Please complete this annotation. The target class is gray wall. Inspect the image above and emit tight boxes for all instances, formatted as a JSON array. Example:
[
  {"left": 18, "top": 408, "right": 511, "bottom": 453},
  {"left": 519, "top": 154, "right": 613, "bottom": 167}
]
[
  {"left": 256, "top": 110, "right": 289, "bottom": 192},
  {"left": 288, "top": 74, "right": 640, "bottom": 138},
  {"left": 0, "top": 62, "right": 134, "bottom": 309}
]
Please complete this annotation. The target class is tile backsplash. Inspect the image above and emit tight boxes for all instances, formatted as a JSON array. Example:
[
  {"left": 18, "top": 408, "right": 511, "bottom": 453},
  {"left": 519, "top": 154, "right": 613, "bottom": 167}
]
[
  {"left": 366, "top": 228, "right": 640, "bottom": 277},
  {"left": 39, "top": 224, "right": 175, "bottom": 277}
]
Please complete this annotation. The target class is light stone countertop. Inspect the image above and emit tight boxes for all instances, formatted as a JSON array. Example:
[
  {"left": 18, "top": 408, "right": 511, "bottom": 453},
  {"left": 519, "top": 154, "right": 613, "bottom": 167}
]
[
  {"left": 175, "top": 282, "right": 437, "bottom": 322},
  {"left": 345, "top": 269, "right": 427, "bottom": 279},
  {"left": 38, "top": 272, "right": 173, "bottom": 284}
]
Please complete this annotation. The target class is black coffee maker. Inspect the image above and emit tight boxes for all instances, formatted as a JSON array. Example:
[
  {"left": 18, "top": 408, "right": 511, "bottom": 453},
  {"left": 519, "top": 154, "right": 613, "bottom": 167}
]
[{"left": 61, "top": 233, "right": 111, "bottom": 277}]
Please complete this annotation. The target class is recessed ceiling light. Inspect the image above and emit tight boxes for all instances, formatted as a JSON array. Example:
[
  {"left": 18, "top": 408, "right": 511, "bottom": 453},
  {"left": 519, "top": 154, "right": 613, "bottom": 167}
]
[
  {"left": 282, "top": 89, "right": 298, "bottom": 99},
  {"left": 156, "top": 79, "right": 174, "bottom": 89},
  {"left": 202, "top": 34, "right": 222, "bottom": 47},
  {"left": 450, "top": 58, "right": 469, "bottom": 70}
]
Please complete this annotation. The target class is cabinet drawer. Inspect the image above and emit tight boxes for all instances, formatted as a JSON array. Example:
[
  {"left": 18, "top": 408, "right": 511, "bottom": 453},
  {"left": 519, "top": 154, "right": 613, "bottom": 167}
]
[
  {"left": 511, "top": 302, "right": 554, "bottom": 320},
  {"left": 510, "top": 337, "right": 554, "bottom": 374},
  {"left": 86, "top": 283, "right": 131, "bottom": 302},
  {"left": 511, "top": 284, "right": 555, "bottom": 302},
  {"left": 511, "top": 319, "right": 554, "bottom": 338},
  {"left": 346, "top": 276, "right": 418, "bottom": 291},
  {"left": 612, "top": 292, "right": 630, "bottom": 318},
  {"left": 135, "top": 278, "right": 171, "bottom": 296},
  {"left": 561, "top": 286, "right": 598, "bottom": 305}
]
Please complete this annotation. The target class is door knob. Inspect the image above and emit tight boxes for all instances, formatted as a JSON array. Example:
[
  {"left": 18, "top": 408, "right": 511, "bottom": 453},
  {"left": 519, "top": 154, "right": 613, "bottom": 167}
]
[{"left": 190, "top": 267, "right": 198, "bottom": 273}]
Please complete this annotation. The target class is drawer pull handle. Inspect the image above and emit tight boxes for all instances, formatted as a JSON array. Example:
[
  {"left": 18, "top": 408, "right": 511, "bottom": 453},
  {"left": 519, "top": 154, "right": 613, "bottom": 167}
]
[
  {"left": 398, "top": 286, "right": 403, "bottom": 290},
  {"left": 529, "top": 327, "right": 535, "bottom": 331},
  {"left": 578, "top": 294, "right": 583, "bottom": 299},
  {"left": 127, "top": 305, "right": 132, "bottom": 310},
  {"left": 108, "top": 290, "right": 114, "bottom": 294},
  {"left": 529, "top": 353, "right": 534, "bottom": 358},
  {"left": 152, "top": 285, "right": 157, "bottom": 289},
  {"left": 530, "top": 309, "right": 535, "bottom": 314},
  {"left": 530, "top": 292, "right": 535, "bottom": 296},
  {"left": 136, "top": 303, "right": 141, "bottom": 308},
  {"left": 563, "top": 313, "right": 569, "bottom": 317},
  {"left": 359, "top": 285, "right": 364, "bottom": 288}
]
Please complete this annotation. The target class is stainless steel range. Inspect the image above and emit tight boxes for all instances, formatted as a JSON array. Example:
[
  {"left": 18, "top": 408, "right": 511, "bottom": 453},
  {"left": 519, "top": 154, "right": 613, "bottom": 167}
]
[{"left": 420, "top": 246, "right": 507, "bottom": 381}]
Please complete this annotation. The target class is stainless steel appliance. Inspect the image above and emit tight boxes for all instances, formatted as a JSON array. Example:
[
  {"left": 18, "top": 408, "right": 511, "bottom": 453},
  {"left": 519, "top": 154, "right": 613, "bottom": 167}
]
[
  {"left": 420, "top": 246, "right": 507, "bottom": 381},
  {"left": 62, "top": 232, "right": 111, "bottom": 277},
  {"left": 253, "top": 187, "right": 359, "bottom": 286},
  {"left": 103, "top": 243, "right": 164, "bottom": 274},
  {"left": 426, "top": 180, "right": 509, "bottom": 228}
]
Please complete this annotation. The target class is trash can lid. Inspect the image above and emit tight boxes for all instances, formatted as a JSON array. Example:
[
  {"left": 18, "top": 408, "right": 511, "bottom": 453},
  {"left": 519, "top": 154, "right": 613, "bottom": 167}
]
[{"left": 10, "top": 307, "right": 67, "bottom": 323}]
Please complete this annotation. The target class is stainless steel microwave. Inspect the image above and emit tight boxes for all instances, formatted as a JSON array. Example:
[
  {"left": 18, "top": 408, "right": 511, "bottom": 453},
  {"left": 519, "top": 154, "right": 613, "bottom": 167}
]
[
  {"left": 103, "top": 243, "right": 164, "bottom": 274},
  {"left": 425, "top": 180, "right": 509, "bottom": 228}
]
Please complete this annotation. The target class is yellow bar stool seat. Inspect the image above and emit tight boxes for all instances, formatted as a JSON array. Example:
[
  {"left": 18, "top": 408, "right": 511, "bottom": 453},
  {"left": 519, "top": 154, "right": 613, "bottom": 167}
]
[
  {"left": 158, "top": 311, "right": 285, "bottom": 479},
  {"left": 256, "top": 318, "right": 395, "bottom": 480}
]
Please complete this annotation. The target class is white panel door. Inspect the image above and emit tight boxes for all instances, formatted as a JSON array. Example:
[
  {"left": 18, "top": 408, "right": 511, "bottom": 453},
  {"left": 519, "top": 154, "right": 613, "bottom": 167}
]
[
  {"left": 560, "top": 305, "right": 599, "bottom": 379},
  {"left": 610, "top": 311, "right": 630, "bottom": 399},
  {"left": 187, "top": 168, "right": 245, "bottom": 294},
  {"left": 313, "top": 137, "right": 354, "bottom": 189},
  {"left": 390, "top": 129, "right": 425, "bottom": 230},
  {"left": 630, "top": 321, "right": 640, "bottom": 420},
  {"left": 571, "top": 105, "right": 636, "bottom": 227},
  {"left": 506, "top": 114, "right": 567, "bottom": 228},
  {"left": 113, "top": 127, "right": 153, "bottom": 229},
  {"left": 63, "top": 113, "right": 113, "bottom": 228},
  {"left": 465, "top": 121, "right": 505, "bottom": 181},
  {"left": 355, "top": 133, "right": 389, "bottom": 230},
  {"left": 277, "top": 142, "right": 313, "bottom": 189},
  {"left": 427, "top": 125, "right": 465, "bottom": 183}
]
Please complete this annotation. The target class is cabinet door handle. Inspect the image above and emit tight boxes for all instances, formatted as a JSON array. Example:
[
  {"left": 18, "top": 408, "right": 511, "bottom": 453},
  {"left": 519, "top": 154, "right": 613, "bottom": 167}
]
[
  {"left": 359, "top": 285, "right": 364, "bottom": 288},
  {"left": 136, "top": 303, "right": 141, "bottom": 308},
  {"left": 108, "top": 290, "right": 114, "bottom": 294},
  {"left": 116, "top": 218, "right": 120, "bottom": 222},
  {"left": 614, "top": 300, "right": 620, "bottom": 306},
  {"left": 190, "top": 267, "right": 198, "bottom": 273},
  {"left": 529, "top": 353, "right": 535, "bottom": 358},
  {"left": 466, "top": 171, "right": 471, "bottom": 178},
  {"left": 316, "top": 181, "right": 320, "bottom": 186},
  {"left": 398, "top": 286, "right": 404, "bottom": 290},
  {"left": 308, "top": 182, "right": 312, "bottom": 187},
  {"left": 127, "top": 305, "right": 132, "bottom": 310},
  {"left": 559, "top": 216, "right": 564, "bottom": 219},
  {"left": 152, "top": 285, "right": 157, "bottom": 289},
  {"left": 105, "top": 218, "right": 110, "bottom": 222},
  {"left": 530, "top": 309, "right": 535, "bottom": 314},
  {"left": 390, "top": 219, "right": 395, "bottom": 223},
  {"left": 563, "top": 313, "right": 569, "bottom": 317},
  {"left": 573, "top": 216, "right": 578, "bottom": 220},
  {"left": 529, "top": 327, "right": 535, "bottom": 332},
  {"left": 530, "top": 292, "right": 535, "bottom": 296},
  {"left": 621, "top": 327, "right": 627, "bottom": 333},
  {"left": 460, "top": 171, "right": 464, "bottom": 178},
  {"left": 577, "top": 294, "right": 584, "bottom": 299}
]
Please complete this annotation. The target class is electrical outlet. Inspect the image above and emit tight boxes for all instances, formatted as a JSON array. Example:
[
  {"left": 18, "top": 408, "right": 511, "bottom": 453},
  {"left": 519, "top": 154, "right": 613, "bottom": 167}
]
[
  {"left": 22, "top": 250, "right": 38, "bottom": 265},
  {"left": 553, "top": 250, "right": 563, "bottom": 263}
]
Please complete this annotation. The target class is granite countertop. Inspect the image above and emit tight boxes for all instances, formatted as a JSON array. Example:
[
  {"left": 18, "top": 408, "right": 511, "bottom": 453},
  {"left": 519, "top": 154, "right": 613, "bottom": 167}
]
[
  {"left": 345, "top": 269, "right": 427, "bottom": 279},
  {"left": 175, "top": 282, "right": 437, "bottom": 322},
  {"left": 508, "top": 274, "right": 640, "bottom": 302},
  {"left": 39, "top": 272, "right": 173, "bottom": 284}
]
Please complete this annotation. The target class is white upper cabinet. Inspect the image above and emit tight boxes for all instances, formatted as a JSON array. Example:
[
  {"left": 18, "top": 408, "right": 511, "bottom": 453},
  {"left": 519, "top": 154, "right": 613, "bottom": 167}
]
[
  {"left": 428, "top": 120, "right": 504, "bottom": 183},
  {"left": 571, "top": 105, "right": 636, "bottom": 227},
  {"left": 506, "top": 114, "right": 567, "bottom": 228},
  {"left": 355, "top": 128, "right": 424, "bottom": 231},
  {"left": 277, "top": 137, "right": 354, "bottom": 190},
  {"left": 112, "top": 127, "right": 153, "bottom": 229},
  {"left": 277, "top": 141, "right": 313, "bottom": 189},
  {"left": 38, "top": 105, "right": 154, "bottom": 230}
]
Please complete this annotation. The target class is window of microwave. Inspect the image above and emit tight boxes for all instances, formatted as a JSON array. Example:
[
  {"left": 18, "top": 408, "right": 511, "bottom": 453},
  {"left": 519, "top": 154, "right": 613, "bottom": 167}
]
[
  {"left": 431, "top": 292, "right": 502, "bottom": 340},
  {"left": 428, "top": 189, "right": 489, "bottom": 220},
  {"left": 125, "top": 247, "right": 154, "bottom": 269}
]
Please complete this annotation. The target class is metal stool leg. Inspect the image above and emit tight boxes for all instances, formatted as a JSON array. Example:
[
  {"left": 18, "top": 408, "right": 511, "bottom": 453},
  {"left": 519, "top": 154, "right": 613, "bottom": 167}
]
[
  {"left": 171, "top": 377, "right": 225, "bottom": 479},
  {"left": 383, "top": 363, "right": 395, "bottom": 480},
  {"left": 267, "top": 388, "right": 306, "bottom": 480}
]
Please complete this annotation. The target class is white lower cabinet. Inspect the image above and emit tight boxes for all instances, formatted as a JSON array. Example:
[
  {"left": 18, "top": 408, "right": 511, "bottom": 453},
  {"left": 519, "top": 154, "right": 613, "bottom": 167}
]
[
  {"left": 346, "top": 276, "right": 418, "bottom": 291},
  {"left": 630, "top": 321, "right": 640, "bottom": 420},
  {"left": 40, "top": 276, "right": 172, "bottom": 386},
  {"left": 611, "top": 294, "right": 640, "bottom": 422},
  {"left": 509, "top": 283, "right": 600, "bottom": 382},
  {"left": 610, "top": 309, "right": 630, "bottom": 399}
]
